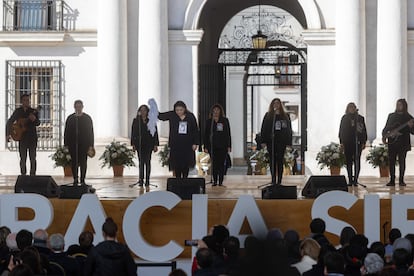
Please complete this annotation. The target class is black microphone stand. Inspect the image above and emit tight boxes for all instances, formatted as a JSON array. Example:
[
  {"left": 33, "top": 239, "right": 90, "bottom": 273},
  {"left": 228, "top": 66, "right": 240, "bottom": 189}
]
[
  {"left": 353, "top": 111, "right": 366, "bottom": 189},
  {"left": 208, "top": 117, "right": 214, "bottom": 184},
  {"left": 258, "top": 111, "right": 277, "bottom": 189},
  {"left": 75, "top": 114, "right": 79, "bottom": 186}
]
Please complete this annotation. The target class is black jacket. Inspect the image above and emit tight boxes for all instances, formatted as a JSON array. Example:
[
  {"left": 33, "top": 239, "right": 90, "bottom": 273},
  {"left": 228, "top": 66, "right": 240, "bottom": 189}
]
[
  {"left": 382, "top": 112, "right": 414, "bottom": 151},
  {"left": 130, "top": 117, "right": 159, "bottom": 151},
  {"left": 260, "top": 112, "right": 292, "bottom": 146},
  {"left": 84, "top": 240, "right": 137, "bottom": 276},
  {"left": 6, "top": 106, "right": 40, "bottom": 142},
  {"left": 64, "top": 113, "right": 94, "bottom": 152},
  {"left": 204, "top": 117, "right": 231, "bottom": 151},
  {"left": 338, "top": 113, "right": 367, "bottom": 145}
]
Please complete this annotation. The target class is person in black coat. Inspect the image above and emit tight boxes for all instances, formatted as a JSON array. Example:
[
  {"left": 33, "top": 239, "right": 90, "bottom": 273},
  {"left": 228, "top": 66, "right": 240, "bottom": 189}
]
[
  {"left": 64, "top": 100, "right": 94, "bottom": 185},
  {"left": 131, "top": 105, "right": 159, "bottom": 186},
  {"left": 260, "top": 98, "right": 292, "bottom": 185},
  {"left": 382, "top": 98, "right": 414, "bottom": 186},
  {"left": 6, "top": 94, "right": 40, "bottom": 176},
  {"left": 204, "top": 104, "right": 232, "bottom": 186},
  {"left": 159, "top": 101, "right": 199, "bottom": 178},
  {"left": 84, "top": 218, "right": 137, "bottom": 276},
  {"left": 339, "top": 102, "right": 367, "bottom": 186}
]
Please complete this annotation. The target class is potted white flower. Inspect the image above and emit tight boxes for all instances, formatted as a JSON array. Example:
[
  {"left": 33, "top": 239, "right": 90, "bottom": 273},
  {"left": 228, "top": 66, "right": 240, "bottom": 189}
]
[
  {"left": 315, "top": 142, "right": 345, "bottom": 175},
  {"left": 99, "top": 140, "right": 136, "bottom": 176}
]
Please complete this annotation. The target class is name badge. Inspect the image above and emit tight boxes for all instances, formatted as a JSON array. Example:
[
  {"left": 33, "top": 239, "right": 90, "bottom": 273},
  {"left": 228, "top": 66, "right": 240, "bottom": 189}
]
[
  {"left": 275, "top": 121, "right": 281, "bottom": 130},
  {"left": 216, "top": 123, "right": 224, "bottom": 131},
  {"left": 179, "top": 121, "right": 188, "bottom": 134}
]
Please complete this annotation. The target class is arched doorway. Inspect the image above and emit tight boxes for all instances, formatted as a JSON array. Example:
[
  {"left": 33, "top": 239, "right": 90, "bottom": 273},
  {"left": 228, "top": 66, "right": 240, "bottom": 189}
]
[{"left": 197, "top": 2, "right": 308, "bottom": 170}]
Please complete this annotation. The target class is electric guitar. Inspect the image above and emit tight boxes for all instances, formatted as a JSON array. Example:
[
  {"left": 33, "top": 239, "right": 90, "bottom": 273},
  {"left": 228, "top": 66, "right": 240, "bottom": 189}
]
[
  {"left": 383, "top": 118, "right": 414, "bottom": 144},
  {"left": 10, "top": 106, "right": 41, "bottom": 141}
]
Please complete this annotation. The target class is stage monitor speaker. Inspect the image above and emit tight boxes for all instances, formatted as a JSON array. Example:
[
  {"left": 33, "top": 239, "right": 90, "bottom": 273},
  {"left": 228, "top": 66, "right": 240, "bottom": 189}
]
[
  {"left": 262, "top": 185, "right": 297, "bottom": 199},
  {"left": 59, "top": 184, "right": 94, "bottom": 199},
  {"left": 166, "top": 178, "right": 205, "bottom": 200},
  {"left": 301, "top": 175, "right": 348, "bottom": 198},
  {"left": 15, "top": 175, "right": 60, "bottom": 198}
]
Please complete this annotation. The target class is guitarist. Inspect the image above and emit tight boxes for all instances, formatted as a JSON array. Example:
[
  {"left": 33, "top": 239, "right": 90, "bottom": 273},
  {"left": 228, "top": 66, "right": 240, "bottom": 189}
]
[
  {"left": 382, "top": 99, "right": 414, "bottom": 186},
  {"left": 6, "top": 94, "right": 40, "bottom": 176}
]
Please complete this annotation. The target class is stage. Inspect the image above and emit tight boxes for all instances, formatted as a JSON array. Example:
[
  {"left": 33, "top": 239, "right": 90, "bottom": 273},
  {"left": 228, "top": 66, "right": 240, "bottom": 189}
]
[{"left": 0, "top": 172, "right": 411, "bottom": 259}]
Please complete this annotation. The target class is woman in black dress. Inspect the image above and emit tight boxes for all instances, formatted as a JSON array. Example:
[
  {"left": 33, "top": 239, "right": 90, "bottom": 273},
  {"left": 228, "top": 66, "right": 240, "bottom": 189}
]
[
  {"left": 159, "top": 101, "right": 199, "bottom": 178},
  {"left": 339, "top": 102, "right": 367, "bottom": 186},
  {"left": 131, "top": 105, "right": 159, "bottom": 186},
  {"left": 204, "top": 104, "right": 232, "bottom": 186},
  {"left": 260, "top": 98, "right": 292, "bottom": 185}
]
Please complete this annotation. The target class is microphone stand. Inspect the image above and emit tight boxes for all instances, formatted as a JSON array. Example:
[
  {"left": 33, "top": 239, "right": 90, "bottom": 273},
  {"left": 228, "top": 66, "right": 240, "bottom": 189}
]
[
  {"left": 258, "top": 111, "right": 277, "bottom": 189},
  {"left": 208, "top": 117, "right": 214, "bottom": 184},
  {"left": 75, "top": 114, "right": 79, "bottom": 186},
  {"left": 353, "top": 111, "right": 366, "bottom": 189}
]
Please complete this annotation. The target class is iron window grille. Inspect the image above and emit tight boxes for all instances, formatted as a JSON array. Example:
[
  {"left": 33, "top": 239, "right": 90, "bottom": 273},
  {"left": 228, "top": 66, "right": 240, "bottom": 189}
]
[{"left": 6, "top": 60, "right": 64, "bottom": 150}]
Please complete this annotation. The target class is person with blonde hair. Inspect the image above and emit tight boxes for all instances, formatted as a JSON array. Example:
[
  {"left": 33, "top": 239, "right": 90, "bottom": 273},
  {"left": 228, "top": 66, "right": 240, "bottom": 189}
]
[{"left": 292, "top": 238, "right": 321, "bottom": 275}]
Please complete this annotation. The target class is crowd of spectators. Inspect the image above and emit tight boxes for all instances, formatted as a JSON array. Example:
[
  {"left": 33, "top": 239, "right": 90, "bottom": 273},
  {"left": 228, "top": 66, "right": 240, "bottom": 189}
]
[
  {"left": 1, "top": 217, "right": 414, "bottom": 276},
  {"left": 172, "top": 219, "right": 414, "bottom": 276}
]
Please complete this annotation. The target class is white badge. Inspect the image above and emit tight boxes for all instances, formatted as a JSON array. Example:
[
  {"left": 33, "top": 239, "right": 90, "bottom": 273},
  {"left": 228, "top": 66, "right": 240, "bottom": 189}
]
[
  {"left": 275, "top": 121, "right": 281, "bottom": 130},
  {"left": 216, "top": 123, "right": 224, "bottom": 131},
  {"left": 179, "top": 121, "right": 188, "bottom": 134}
]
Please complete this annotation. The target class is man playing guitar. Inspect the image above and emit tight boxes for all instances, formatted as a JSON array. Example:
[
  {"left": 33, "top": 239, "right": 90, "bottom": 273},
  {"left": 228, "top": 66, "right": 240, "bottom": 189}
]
[
  {"left": 382, "top": 99, "right": 414, "bottom": 186},
  {"left": 6, "top": 94, "right": 40, "bottom": 175}
]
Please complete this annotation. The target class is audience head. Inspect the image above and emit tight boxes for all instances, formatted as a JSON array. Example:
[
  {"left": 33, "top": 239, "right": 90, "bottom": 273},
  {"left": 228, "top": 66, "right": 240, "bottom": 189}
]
[
  {"left": 310, "top": 218, "right": 326, "bottom": 234},
  {"left": 392, "top": 237, "right": 412, "bottom": 254},
  {"left": 6, "top": 233, "right": 18, "bottom": 251},
  {"left": 79, "top": 231, "right": 94, "bottom": 249},
  {"left": 363, "top": 253, "right": 384, "bottom": 275},
  {"left": 266, "top": 228, "right": 283, "bottom": 241},
  {"left": 196, "top": 248, "right": 213, "bottom": 269},
  {"left": 33, "top": 229, "right": 48, "bottom": 248},
  {"left": 102, "top": 217, "right": 118, "bottom": 239},
  {"left": 299, "top": 238, "right": 321, "bottom": 261},
  {"left": 388, "top": 228, "right": 401, "bottom": 244},
  {"left": 9, "top": 263, "right": 34, "bottom": 276},
  {"left": 223, "top": 236, "right": 240, "bottom": 258},
  {"left": 19, "top": 247, "right": 42, "bottom": 274},
  {"left": 48, "top": 233, "right": 65, "bottom": 252},
  {"left": 212, "top": 225, "right": 229, "bottom": 245},
  {"left": 369, "top": 241, "right": 385, "bottom": 259},
  {"left": 0, "top": 226, "right": 11, "bottom": 247},
  {"left": 169, "top": 269, "right": 187, "bottom": 276},
  {"left": 324, "top": 251, "right": 345, "bottom": 274},
  {"left": 392, "top": 248, "right": 411, "bottom": 268},
  {"left": 284, "top": 229, "right": 300, "bottom": 244},
  {"left": 339, "top": 226, "right": 356, "bottom": 247},
  {"left": 16, "top": 230, "right": 32, "bottom": 251}
]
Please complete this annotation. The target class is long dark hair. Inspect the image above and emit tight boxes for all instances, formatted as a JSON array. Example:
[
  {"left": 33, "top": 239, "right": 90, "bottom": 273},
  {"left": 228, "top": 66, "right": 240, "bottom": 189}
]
[
  {"left": 136, "top": 105, "right": 149, "bottom": 119},
  {"left": 395, "top": 99, "right": 408, "bottom": 114},
  {"left": 173, "top": 101, "right": 187, "bottom": 113},
  {"left": 268, "top": 98, "right": 288, "bottom": 119},
  {"left": 345, "top": 102, "right": 357, "bottom": 114},
  {"left": 209, "top": 103, "right": 225, "bottom": 119}
]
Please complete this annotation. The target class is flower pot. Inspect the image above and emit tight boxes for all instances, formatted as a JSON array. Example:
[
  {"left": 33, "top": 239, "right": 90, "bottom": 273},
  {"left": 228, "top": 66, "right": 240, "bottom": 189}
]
[
  {"left": 330, "top": 166, "right": 341, "bottom": 176},
  {"left": 63, "top": 166, "right": 72, "bottom": 177},
  {"left": 112, "top": 165, "right": 124, "bottom": 177},
  {"left": 379, "top": 166, "right": 390, "bottom": 178}
]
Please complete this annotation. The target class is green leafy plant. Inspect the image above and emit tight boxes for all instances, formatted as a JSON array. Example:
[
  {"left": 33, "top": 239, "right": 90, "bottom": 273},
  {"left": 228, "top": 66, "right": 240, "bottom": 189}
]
[
  {"left": 248, "top": 148, "right": 270, "bottom": 169},
  {"left": 99, "top": 140, "right": 135, "bottom": 168},
  {"left": 158, "top": 144, "right": 170, "bottom": 167},
  {"left": 316, "top": 142, "right": 345, "bottom": 169},
  {"left": 284, "top": 146, "right": 295, "bottom": 167},
  {"left": 49, "top": 146, "right": 72, "bottom": 167}
]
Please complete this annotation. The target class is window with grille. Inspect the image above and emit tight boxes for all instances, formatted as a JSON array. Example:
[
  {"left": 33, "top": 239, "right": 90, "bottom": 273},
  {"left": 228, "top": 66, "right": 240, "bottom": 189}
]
[{"left": 6, "top": 60, "right": 63, "bottom": 150}]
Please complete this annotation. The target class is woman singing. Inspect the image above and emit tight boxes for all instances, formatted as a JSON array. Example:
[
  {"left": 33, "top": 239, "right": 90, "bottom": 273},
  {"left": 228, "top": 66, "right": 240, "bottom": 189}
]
[
  {"left": 260, "top": 98, "right": 292, "bottom": 185},
  {"left": 339, "top": 102, "right": 367, "bottom": 186},
  {"left": 131, "top": 105, "right": 159, "bottom": 186},
  {"left": 159, "top": 101, "right": 199, "bottom": 178},
  {"left": 204, "top": 104, "right": 232, "bottom": 186}
]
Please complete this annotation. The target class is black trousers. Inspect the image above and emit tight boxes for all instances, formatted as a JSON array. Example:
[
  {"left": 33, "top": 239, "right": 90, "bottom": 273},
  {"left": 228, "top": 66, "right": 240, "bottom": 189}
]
[
  {"left": 174, "top": 167, "right": 189, "bottom": 178},
  {"left": 69, "top": 147, "right": 88, "bottom": 183},
  {"left": 389, "top": 146, "right": 407, "bottom": 182},
  {"left": 137, "top": 149, "right": 152, "bottom": 182},
  {"left": 19, "top": 140, "right": 37, "bottom": 175},
  {"left": 211, "top": 148, "right": 227, "bottom": 184},
  {"left": 267, "top": 143, "right": 286, "bottom": 184},
  {"left": 343, "top": 142, "right": 363, "bottom": 183}
]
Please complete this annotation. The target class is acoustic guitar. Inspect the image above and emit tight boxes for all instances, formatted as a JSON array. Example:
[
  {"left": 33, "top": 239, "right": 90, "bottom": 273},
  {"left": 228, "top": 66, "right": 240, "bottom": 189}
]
[
  {"left": 382, "top": 118, "right": 414, "bottom": 144},
  {"left": 10, "top": 106, "right": 41, "bottom": 141}
]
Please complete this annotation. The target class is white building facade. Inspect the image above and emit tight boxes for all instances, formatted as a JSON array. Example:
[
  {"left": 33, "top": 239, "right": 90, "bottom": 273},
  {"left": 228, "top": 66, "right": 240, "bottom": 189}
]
[{"left": 0, "top": 0, "right": 414, "bottom": 176}]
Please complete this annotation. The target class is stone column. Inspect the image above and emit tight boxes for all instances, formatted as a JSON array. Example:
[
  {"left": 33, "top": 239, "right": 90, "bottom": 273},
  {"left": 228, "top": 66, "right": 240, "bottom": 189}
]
[
  {"left": 97, "top": 0, "right": 127, "bottom": 139},
  {"left": 376, "top": 0, "right": 407, "bottom": 138},
  {"left": 335, "top": 0, "right": 365, "bottom": 124},
  {"left": 168, "top": 30, "right": 203, "bottom": 116},
  {"left": 138, "top": 0, "right": 168, "bottom": 120}
]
